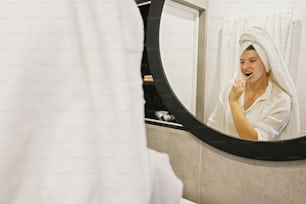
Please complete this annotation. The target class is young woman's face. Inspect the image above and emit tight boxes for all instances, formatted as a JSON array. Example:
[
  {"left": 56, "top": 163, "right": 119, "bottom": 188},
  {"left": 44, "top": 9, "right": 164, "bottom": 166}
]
[{"left": 240, "top": 50, "right": 267, "bottom": 83}]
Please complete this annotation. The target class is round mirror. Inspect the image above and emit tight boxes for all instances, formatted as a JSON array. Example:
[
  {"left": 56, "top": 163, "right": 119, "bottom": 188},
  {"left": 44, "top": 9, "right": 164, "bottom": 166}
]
[{"left": 146, "top": 0, "right": 306, "bottom": 161}]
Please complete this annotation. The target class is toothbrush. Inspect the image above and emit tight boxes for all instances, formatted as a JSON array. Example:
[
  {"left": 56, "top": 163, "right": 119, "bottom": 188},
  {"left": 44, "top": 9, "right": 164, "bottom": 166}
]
[{"left": 241, "top": 72, "right": 252, "bottom": 81}]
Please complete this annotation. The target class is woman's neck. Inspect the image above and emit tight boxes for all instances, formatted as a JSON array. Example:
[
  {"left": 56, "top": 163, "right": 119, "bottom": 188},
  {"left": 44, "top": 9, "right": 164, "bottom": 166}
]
[
  {"left": 246, "top": 75, "right": 268, "bottom": 94},
  {"left": 243, "top": 76, "right": 268, "bottom": 110}
]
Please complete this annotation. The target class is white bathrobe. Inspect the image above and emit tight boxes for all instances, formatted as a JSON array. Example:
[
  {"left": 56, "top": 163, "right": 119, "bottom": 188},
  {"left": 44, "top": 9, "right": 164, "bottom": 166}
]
[{"left": 0, "top": 0, "right": 182, "bottom": 203}]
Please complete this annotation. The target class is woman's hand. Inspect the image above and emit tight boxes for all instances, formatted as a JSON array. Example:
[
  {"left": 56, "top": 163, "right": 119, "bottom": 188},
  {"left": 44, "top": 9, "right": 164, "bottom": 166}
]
[
  {"left": 229, "top": 79, "right": 245, "bottom": 102},
  {"left": 228, "top": 79, "right": 258, "bottom": 140}
]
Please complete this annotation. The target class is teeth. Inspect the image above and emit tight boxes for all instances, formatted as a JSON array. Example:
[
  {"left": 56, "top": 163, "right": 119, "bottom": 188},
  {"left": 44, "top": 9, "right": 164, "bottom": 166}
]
[{"left": 245, "top": 72, "right": 252, "bottom": 77}]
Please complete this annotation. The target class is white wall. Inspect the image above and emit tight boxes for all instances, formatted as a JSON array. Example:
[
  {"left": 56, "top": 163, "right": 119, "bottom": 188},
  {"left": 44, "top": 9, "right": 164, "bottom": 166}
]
[
  {"left": 160, "top": 0, "right": 199, "bottom": 115},
  {"left": 204, "top": 0, "right": 306, "bottom": 135}
]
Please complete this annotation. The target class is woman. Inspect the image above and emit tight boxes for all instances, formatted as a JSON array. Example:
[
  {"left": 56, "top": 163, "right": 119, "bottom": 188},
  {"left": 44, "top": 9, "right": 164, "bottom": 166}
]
[{"left": 208, "top": 26, "right": 300, "bottom": 141}]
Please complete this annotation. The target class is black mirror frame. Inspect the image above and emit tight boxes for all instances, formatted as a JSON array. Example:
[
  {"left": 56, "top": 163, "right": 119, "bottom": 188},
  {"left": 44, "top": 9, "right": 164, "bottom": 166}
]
[{"left": 146, "top": 0, "right": 306, "bottom": 161}]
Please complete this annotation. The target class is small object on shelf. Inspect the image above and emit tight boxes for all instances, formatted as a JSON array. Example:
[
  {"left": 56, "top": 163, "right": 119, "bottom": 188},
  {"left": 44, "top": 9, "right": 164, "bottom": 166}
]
[
  {"left": 144, "top": 74, "right": 154, "bottom": 82},
  {"left": 155, "top": 110, "right": 176, "bottom": 122}
]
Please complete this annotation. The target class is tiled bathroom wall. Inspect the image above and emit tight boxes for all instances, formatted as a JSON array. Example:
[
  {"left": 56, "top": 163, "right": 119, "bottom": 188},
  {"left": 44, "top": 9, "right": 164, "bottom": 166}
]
[
  {"left": 205, "top": 0, "right": 306, "bottom": 135},
  {"left": 146, "top": 123, "right": 306, "bottom": 204}
]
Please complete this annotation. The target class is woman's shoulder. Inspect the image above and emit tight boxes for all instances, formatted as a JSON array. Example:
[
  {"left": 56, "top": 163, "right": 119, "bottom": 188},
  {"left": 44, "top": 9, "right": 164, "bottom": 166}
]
[
  {"left": 269, "top": 82, "right": 291, "bottom": 107},
  {"left": 271, "top": 82, "right": 291, "bottom": 100},
  {"left": 261, "top": 82, "right": 292, "bottom": 115}
]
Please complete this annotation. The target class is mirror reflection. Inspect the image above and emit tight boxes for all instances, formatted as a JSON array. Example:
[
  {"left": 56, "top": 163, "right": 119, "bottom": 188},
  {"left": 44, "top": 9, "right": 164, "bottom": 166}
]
[{"left": 159, "top": 0, "right": 305, "bottom": 140}]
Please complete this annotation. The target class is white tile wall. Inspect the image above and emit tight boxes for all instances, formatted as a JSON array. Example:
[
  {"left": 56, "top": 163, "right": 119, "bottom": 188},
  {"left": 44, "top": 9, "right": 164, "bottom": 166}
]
[{"left": 205, "top": 0, "right": 306, "bottom": 135}]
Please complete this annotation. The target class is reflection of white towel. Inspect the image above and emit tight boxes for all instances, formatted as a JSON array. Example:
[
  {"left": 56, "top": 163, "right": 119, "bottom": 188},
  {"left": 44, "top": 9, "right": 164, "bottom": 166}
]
[
  {"left": 220, "top": 11, "right": 293, "bottom": 87},
  {"left": 238, "top": 26, "right": 300, "bottom": 140},
  {"left": 0, "top": 1, "right": 156, "bottom": 203}
]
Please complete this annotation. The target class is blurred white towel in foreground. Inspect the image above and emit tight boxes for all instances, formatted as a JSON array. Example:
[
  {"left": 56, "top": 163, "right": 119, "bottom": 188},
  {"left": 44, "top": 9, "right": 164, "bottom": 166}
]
[
  {"left": 180, "top": 198, "right": 197, "bottom": 204},
  {"left": 0, "top": 0, "right": 182, "bottom": 203}
]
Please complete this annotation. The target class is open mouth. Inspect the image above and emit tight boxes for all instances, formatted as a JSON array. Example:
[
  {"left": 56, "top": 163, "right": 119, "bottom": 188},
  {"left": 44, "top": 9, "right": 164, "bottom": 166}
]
[{"left": 244, "top": 72, "right": 252, "bottom": 77}]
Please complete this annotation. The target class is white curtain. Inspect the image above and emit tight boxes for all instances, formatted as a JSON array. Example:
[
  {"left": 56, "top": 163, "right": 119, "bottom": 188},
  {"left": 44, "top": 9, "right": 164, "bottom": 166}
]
[{"left": 205, "top": 10, "right": 294, "bottom": 120}]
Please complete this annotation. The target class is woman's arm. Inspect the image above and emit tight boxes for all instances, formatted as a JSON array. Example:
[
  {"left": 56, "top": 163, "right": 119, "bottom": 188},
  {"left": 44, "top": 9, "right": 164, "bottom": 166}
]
[
  {"left": 229, "top": 100, "right": 258, "bottom": 140},
  {"left": 229, "top": 80, "right": 258, "bottom": 140}
]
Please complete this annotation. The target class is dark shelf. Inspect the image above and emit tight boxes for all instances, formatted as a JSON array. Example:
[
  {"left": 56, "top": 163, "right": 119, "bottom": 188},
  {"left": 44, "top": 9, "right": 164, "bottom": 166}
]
[
  {"left": 137, "top": 1, "right": 177, "bottom": 125},
  {"left": 143, "top": 81, "right": 154, "bottom": 85}
]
